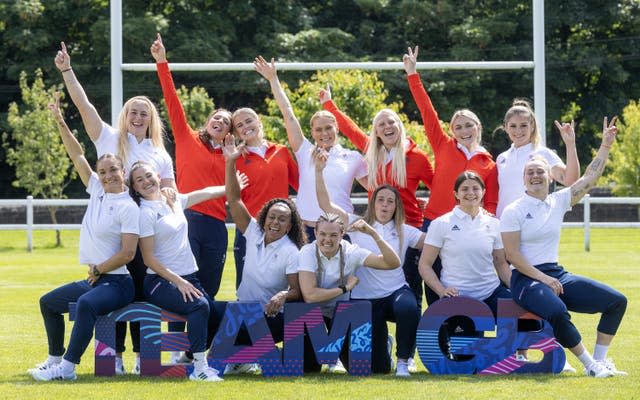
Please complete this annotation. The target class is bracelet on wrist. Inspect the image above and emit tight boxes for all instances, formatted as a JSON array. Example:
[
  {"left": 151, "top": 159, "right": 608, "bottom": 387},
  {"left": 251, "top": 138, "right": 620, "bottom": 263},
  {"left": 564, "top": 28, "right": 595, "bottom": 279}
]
[{"left": 61, "top": 67, "right": 72, "bottom": 73}]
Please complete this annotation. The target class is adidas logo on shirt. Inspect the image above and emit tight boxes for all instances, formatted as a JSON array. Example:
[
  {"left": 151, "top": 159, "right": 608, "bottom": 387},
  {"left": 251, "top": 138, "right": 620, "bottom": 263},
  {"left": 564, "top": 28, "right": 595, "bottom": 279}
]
[
  {"left": 525, "top": 213, "right": 533, "bottom": 219},
  {"left": 451, "top": 225, "right": 460, "bottom": 231},
  {"left": 156, "top": 213, "right": 163, "bottom": 220}
]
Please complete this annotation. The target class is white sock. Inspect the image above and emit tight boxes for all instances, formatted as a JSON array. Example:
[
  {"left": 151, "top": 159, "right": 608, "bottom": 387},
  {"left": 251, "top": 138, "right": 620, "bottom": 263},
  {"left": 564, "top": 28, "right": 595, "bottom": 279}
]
[
  {"left": 593, "top": 344, "right": 609, "bottom": 361},
  {"left": 60, "top": 359, "right": 76, "bottom": 375},
  {"left": 115, "top": 356, "right": 124, "bottom": 369},
  {"left": 48, "top": 355, "right": 63, "bottom": 364},
  {"left": 192, "top": 352, "right": 207, "bottom": 372},
  {"left": 134, "top": 354, "right": 140, "bottom": 366},
  {"left": 577, "top": 350, "right": 596, "bottom": 368}
]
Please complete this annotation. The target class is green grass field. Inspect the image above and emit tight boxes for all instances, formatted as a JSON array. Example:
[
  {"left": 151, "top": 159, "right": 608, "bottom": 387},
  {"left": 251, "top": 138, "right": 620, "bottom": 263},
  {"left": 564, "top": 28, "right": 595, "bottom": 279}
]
[{"left": 1, "top": 228, "right": 638, "bottom": 399}]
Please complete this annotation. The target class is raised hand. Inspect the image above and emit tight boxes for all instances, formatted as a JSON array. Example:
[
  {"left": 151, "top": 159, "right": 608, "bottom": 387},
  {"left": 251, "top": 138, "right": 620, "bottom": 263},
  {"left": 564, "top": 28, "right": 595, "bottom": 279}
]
[
  {"left": 54, "top": 42, "right": 71, "bottom": 71},
  {"left": 402, "top": 46, "right": 419, "bottom": 75},
  {"left": 237, "top": 171, "right": 249, "bottom": 190},
  {"left": 254, "top": 55, "right": 277, "bottom": 82},
  {"left": 319, "top": 84, "right": 332, "bottom": 105},
  {"left": 602, "top": 116, "right": 618, "bottom": 147},
  {"left": 222, "top": 133, "right": 244, "bottom": 161},
  {"left": 553, "top": 119, "right": 576, "bottom": 146},
  {"left": 313, "top": 146, "right": 329, "bottom": 172},
  {"left": 150, "top": 32, "right": 167, "bottom": 63},
  {"left": 48, "top": 92, "right": 64, "bottom": 121}
]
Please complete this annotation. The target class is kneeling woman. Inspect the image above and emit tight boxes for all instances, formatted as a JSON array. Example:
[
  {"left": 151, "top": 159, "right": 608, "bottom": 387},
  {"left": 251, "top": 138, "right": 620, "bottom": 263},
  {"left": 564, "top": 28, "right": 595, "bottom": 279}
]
[
  {"left": 298, "top": 209, "right": 401, "bottom": 372},
  {"left": 222, "top": 134, "right": 306, "bottom": 374},
  {"left": 31, "top": 96, "right": 138, "bottom": 381},
  {"left": 315, "top": 150, "right": 424, "bottom": 376},
  {"left": 501, "top": 117, "right": 627, "bottom": 378},
  {"left": 418, "top": 171, "right": 513, "bottom": 359},
  {"left": 130, "top": 161, "right": 239, "bottom": 382}
]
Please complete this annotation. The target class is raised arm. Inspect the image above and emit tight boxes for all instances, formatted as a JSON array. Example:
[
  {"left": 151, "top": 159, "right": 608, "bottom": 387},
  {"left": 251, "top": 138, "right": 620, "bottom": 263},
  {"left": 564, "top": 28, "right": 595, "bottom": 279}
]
[
  {"left": 320, "top": 87, "right": 370, "bottom": 152},
  {"left": 569, "top": 116, "right": 617, "bottom": 206},
  {"left": 222, "top": 134, "right": 252, "bottom": 233},
  {"left": 48, "top": 93, "right": 92, "bottom": 186},
  {"left": 350, "top": 220, "right": 401, "bottom": 269},
  {"left": 403, "top": 46, "right": 449, "bottom": 150},
  {"left": 151, "top": 33, "right": 193, "bottom": 140},
  {"left": 552, "top": 119, "right": 580, "bottom": 186},
  {"left": 314, "top": 148, "right": 349, "bottom": 225},
  {"left": 54, "top": 42, "right": 103, "bottom": 141},
  {"left": 254, "top": 56, "right": 305, "bottom": 152}
]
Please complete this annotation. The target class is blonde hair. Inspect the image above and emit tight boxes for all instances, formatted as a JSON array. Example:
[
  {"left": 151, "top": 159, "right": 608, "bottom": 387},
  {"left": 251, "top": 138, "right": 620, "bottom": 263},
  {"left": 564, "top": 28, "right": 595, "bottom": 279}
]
[
  {"left": 116, "top": 96, "right": 166, "bottom": 167},
  {"left": 502, "top": 99, "right": 540, "bottom": 148},
  {"left": 366, "top": 109, "right": 408, "bottom": 189},
  {"left": 231, "top": 107, "right": 263, "bottom": 139},
  {"left": 450, "top": 109, "right": 483, "bottom": 144},
  {"left": 314, "top": 213, "right": 346, "bottom": 287}
]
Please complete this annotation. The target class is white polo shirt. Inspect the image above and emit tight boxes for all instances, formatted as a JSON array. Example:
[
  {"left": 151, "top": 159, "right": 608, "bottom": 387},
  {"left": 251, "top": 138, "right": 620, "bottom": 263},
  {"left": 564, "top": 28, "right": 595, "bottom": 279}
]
[
  {"left": 500, "top": 188, "right": 571, "bottom": 266},
  {"left": 139, "top": 194, "right": 198, "bottom": 276},
  {"left": 294, "top": 139, "right": 367, "bottom": 221},
  {"left": 350, "top": 220, "right": 422, "bottom": 299},
  {"left": 424, "top": 207, "right": 503, "bottom": 300},
  {"left": 496, "top": 143, "right": 563, "bottom": 217},
  {"left": 298, "top": 240, "right": 371, "bottom": 317},
  {"left": 236, "top": 219, "right": 299, "bottom": 308},
  {"left": 79, "top": 173, "right": 139, "bottom": 275},
  {"left": 95, "top": 123, "right": 175, "bottom": 180}
]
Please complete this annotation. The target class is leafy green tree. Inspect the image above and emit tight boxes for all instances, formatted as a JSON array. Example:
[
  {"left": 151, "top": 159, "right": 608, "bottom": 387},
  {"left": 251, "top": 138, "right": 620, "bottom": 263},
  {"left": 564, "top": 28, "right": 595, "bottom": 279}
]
[
  {"left": 606, "top": 100, "right": 640, "bottom": 196},
  {"left": 2, "top": 69, "right": 76, "bottom": 247},
  {"left": 159, "top": 83, "right": 215, "bottom": 149}
]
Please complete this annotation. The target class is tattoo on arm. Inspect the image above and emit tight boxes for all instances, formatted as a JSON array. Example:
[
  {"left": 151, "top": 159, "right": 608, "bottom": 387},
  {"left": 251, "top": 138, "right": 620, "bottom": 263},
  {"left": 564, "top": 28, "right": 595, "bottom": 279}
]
[{"left": 585, "top": 158, "right": 604, "bottom": 178}]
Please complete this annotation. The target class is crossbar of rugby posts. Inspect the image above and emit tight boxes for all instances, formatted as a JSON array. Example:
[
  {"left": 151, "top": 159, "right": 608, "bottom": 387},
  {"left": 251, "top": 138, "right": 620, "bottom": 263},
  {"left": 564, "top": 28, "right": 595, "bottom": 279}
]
[{"left": 0, "top": 195, "right": 638, "bottom": 252}]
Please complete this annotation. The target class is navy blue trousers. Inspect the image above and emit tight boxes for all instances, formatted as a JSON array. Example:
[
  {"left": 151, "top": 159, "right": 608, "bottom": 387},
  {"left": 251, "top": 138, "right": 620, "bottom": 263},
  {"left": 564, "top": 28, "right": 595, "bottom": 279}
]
[
  {"left": 185, "top": 210, "right": 227, "bottom": 298},
  {"left": 144, "top": 273, "right": 222, "bottom": 353},
  {"left": 39, "top": 274, "right": 134, "bottom": 364},
  {"left": 511, "top": 263, "right": 627, "bottom": 348},
  {"left": 354, "top": 286, "right": 420, "bottom": 373},
  {"left": 115, "top": 247, "right": 146, "bottom": 353}
]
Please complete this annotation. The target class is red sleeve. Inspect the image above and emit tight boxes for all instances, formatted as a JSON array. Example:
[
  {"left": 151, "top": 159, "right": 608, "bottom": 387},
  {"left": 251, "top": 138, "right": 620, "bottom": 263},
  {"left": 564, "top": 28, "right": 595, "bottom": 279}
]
[
  {"left": 407, "top": 73, "right": 449, "bottom": 151},
  {"left": 322, "top": 100, "right": 370, "bottom": 152},
  {"left": 287, "top": 148, "right": 299, "bottom": 192},
  {"left": 483, "top": 164, "right": 498, "bottom": 215},
  {"left": 156, "top": 62, "right": 193, "bottom": 143}
]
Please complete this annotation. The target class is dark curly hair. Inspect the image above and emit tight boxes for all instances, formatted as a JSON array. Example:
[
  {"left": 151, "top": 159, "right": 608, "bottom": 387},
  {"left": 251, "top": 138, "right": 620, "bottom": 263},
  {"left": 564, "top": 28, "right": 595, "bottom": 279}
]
[{"left": 256, "top": 198, "right": 306, "bottom": 249}]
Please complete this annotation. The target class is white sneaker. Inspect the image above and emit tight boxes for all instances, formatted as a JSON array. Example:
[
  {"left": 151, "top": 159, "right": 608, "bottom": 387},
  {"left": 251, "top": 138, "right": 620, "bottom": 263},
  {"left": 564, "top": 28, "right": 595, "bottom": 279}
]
[
  {"left": 31, "top": 364, "right": 77, "bottom": 381},
  {"left": 585, "top": 361, "right": 615, "bottom": 378},
  {"left": 562, "top": 359, "right": 577, "bottom": 373},
  {"left": 223, "top": 363, "right": 261, "bottom": 375},
  {"left": 115, "top": 358, "right": 125, "bottom": 375},
  {"left": 170, "top": 351, "right": 192, "bottom": 364},
  {"left": 28, "top": 358, "right": 61, "bottom": 375},
  {"left": 602, "top": 358, "right": 627, "bottom": 376},
  {"left": 131, "top": 360, "right": 140, "bottom": 375},
  {"left": 387, "top": 335, "right": 395, "bottom": 371},
  {"left": 189, "top": 366, "right": 223, "bottom": 382},
  {"left": 328, "top": 359, "right": 347, "bottom": 374},
  {"left": 407, "top": 357, "right": 418, "bottom": 373},
  {"left": 515, "top": 353, "right": 529, "bottom": 362},
  {"left": 396, "top": 360, "right": 410, "bottom": 377}
]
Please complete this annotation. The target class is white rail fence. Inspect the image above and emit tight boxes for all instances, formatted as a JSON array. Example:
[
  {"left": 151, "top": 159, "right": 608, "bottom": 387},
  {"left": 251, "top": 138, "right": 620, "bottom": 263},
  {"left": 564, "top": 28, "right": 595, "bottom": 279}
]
[{"left": 1, "top": 195, "right": 638, "bottom": 252}]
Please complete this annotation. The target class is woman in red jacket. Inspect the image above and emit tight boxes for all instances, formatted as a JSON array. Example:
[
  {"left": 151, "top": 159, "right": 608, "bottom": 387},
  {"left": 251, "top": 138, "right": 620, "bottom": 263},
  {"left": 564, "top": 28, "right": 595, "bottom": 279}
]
[
  {"left": 403, "top": 46, "right": 498, "bottom": 306},
  {"left": 151, "top": 34, "right": 230, "bottom": 300}
]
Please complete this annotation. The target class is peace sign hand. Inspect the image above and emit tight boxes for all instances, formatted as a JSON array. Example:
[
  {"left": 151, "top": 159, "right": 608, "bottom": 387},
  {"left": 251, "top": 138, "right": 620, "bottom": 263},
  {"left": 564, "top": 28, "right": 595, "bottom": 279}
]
[
  {"left": 602, "top": 116, "right": 618, "bottom": 148},
  {"left": 553, "top": 119, "right": 576, "bottom": 146},
  {"left": 402, "top": 46, "right": 419, "bottom": 75}
]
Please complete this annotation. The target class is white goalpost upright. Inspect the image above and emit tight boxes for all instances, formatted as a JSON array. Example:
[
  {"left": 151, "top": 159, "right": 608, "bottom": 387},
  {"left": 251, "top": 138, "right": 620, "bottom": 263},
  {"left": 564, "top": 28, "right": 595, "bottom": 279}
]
[{"left": 110, "top": 0, "right": 547, "bottom": 144}]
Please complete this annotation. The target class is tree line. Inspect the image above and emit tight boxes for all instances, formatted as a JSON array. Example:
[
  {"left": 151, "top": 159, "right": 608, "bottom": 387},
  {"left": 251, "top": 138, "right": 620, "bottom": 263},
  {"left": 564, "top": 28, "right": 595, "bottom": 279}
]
[{"left": 2, "top": 0, "right": 639, "bottom": 199}]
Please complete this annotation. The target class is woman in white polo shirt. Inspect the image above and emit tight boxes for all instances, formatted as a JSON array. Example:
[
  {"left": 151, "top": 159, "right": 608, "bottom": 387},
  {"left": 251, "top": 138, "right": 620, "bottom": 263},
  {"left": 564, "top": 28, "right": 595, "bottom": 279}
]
[
  {"left": 129, "top": 161, "right": 238, "bottom": 382},
  {"left": 222, "top": 133, "right": 306, "bottom": 375},
  {"left": 314, "top": 151, "right": 424, "bottom": 377},
  {"left": 496, "top": 99, "right": 580, "bottom": 217},
  {"left": 298, "top": 209, "right": 401, "bottom": 373},
  {"left": 500, "top": 117, "right": 627, "bottom": 378},
  {"left": 55, "top": 41, "right": 175, "bottom": 373},
  {"left": 419, "top": 170, "right": 513, "bottom": 361},
  {"left": 253, "top": 56, "right": 368, "bottom": 242},
  {"left": 30, "top": 96, "right": 139, "bottom": 381}
]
